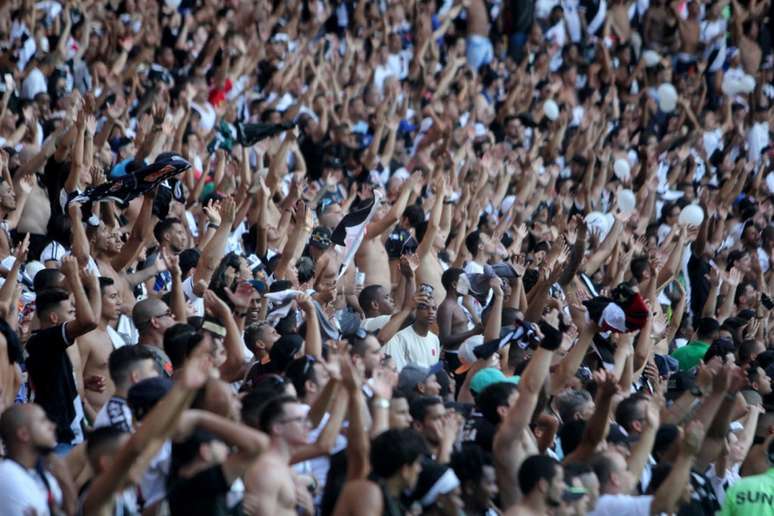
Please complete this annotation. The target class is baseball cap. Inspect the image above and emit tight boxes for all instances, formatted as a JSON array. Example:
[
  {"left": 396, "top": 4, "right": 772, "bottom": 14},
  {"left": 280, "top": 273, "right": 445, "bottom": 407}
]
[
  {"left": 455, "top": 335, "right": 483, "bottom": 374},
  {"left": 470, "top": 368, "right": 520, "bottom": 396},
  {"left": 563, "top": 485, "right": 588, "bottom": 502},
  {"left": 310, "top": 227, "right": 333, "bottom": 250},
  {"left": 600, "top": 303, "right": 626, "bottom": 332},
  {"left": 398, "top": 363, "right": 444, "bottom": 394},
  {"left": 128, "top": 377, "right": 173, "bottom": 421}
]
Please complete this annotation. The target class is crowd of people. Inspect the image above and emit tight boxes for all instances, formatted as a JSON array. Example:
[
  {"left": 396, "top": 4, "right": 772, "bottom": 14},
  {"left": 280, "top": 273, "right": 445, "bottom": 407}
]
[{"left": 0, "top": 0, "right": 773, "bottom": 514}]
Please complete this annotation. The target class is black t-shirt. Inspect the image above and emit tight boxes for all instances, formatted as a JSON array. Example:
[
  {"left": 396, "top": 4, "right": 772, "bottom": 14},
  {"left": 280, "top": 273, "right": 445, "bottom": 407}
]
[
  {"left": 687, "top": 253, "right": 710, "bottom": 324},
  {"left": 26, "top": 323, "right": 82, "bottom": 444},
  {"left": 461, "top": 412, "right": 496, "bottom": 453},
  {"left": 167, "top": 465, "right": 240, "bottom": 516}
]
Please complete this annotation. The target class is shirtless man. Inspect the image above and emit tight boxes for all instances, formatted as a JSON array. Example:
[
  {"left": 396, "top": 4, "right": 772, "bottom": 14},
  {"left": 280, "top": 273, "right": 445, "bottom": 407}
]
[
  {"left": 466, "top": 0, "right": 493, "bottom": 70},
  {"left": 244, "top": 395, "right": 313, "bottom": 515},
  {"left": 438, "top": 268, "right": 481, "bottom": 355},
  {"left": 732, "top": 0, "right": 762, "bottom": 74},
  {"left": 416, "top": 177, "right": 448, "bottom": 305},
  {"left": 355, "top": 174, "right": 418, "bottom": 291},
  {"left": 79, "top": 276, "right": 125, "bottom": 414},
  {"left": 0, "top": 153, "right": 32, "bottom": 259},
  {"left": 13, "top": 145, "right": 52, "bottom": 258},
  {"left": 68, "top": 193, "right": 159, "bottom": 315},
  {"left": 609, "top": 0, "right": 632, "bottom": 43},
  {"left": 675, "top": 1, "right": 701, "bottom": 58}
]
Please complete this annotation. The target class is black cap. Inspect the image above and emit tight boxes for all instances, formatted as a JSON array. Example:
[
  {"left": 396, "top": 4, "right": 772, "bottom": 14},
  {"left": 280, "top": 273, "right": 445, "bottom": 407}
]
[{"left": 128, "top": 377, "right": 173, "bottom": 421}]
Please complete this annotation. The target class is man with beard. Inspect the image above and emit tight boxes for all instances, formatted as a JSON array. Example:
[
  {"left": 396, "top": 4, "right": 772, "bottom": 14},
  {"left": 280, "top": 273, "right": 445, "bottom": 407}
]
[
  {"left": 68, "top": 194, "right": 159, "bottom": 324},
  {"left": 146, "top": 217, "right": 189, "bottom": 293},
  {"left": 505, "top": 455, "right": 565, "bottom": 515},
  {"left": 0, "top": 403, "right": 67, "bottom": 514},
  {"left": 78, "top": 277, "right": 129, "bottom": 414}
]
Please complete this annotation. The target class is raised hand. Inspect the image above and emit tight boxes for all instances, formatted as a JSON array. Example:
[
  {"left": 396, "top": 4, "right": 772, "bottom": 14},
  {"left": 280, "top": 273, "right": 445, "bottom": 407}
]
[
  {"left": 14, "top": 233, "right": 29, "bottom": 262},
  {"left": 224, "top": 282, "right": 256, "bottom": 312},
  {"left": 203, "top": 289, "right": 229, "bottom": 318},
  {"left": 682, "top": 420, "right": 705, "bottom": 456},
  {"left": 370, "top": 366, "right": 397, "bottom": 400}
]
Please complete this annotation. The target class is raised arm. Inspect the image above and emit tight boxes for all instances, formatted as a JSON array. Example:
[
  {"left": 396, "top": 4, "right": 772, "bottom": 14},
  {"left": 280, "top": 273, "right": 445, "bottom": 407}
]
[
  {"left": 564, "top": 371, "right": 620, "bottom": 463},
  {"left": 297, "top": 293, "right": 323, "bottom": 359},
  {"left": 192, "top": 198, "right": 236, "bottom": 295},
  {"left": 204, "top": 290, "right": 247, "bottom": 382},
  {"left": 111, "top": 192, "right": 155, "bottom": 273},
  {"left": 416, "top": 177, "right": 446, "bottom": 259},
  {"left": 493, "top": 323, "right": 560, "bottom": 507},
  {"left": 82, "top": 355, "right": 209, "bottom": 515},
  {"left": 60, "top": 256, "right": 98, "bottom": 341},
  {"left": 650, "top": 422, "right": 705, "bottom": 514},
  {"left": 366, "top": 174, "right": 418, "bottom": 239}
]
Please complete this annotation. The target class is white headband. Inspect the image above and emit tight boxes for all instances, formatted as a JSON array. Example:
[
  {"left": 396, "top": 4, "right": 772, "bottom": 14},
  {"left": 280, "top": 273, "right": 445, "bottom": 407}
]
[{"left": 420, "top": 469, "right": 460, "bottom": 507}]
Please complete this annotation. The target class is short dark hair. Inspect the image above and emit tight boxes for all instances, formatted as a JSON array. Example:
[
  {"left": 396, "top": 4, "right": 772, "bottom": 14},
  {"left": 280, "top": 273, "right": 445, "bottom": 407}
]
[
  {"left": 403, "top": 205, "right": 425, "bottom": 228},
  {"left": 696, "top": 318, "right": 720, "bottom": 340},
  {"left": 98, "top": 276, "right": 114, "bottom": 292},
  {"left": 33, "top": 268, "right": 64, "bottom": 293},
  {"left": 108, "top": 345, "right": 155, "bottom": 388},
  {"left": 257, "top": 395, "right": 297, "bottom": 433},
  {"left": 35, "top": 288, "right": 70, "bottom": 316},
  {"left": 451, "top": 443, "right": 493, "bottom": 488},
  {"left": 409, "top": 396, "right": 443, "bottom": 423},
  {"left": 163, "top": 324, "right": 201, "bottom": 369},
  {"left": 86, "top": 426, "right": 128, "bottom": 470},
  {"left": 589, "top": 453, "right": 617, "bottom": 486},
  {"left": 465, "top": 231, "right": 482, "bottom": 256},
  {"left": 370, "top": 428, "right": 427, "bottom": 479},
  {"left": 153, "top": 217, "right": 181, "bottom": 243},
  {"left": 630, "top": 256, "right": 649, "bottom": 282},
  {"left": 285, "top": 356, "right": 317, "bottom": 399},
  {"left": 441, "top": 268, "right": 465, "bottom": 291},
  {"left": 477, "top": 382, "right": 518, "bottom": 425},
  {"left": 738, "top": 339, "right": 761, "bottom": 364},
  {"left": 518, "top": 455, "right": 560, "bottom": 495},
  {"left": 614, "top": 394, "right": 647, "bottom": 433},
  {"left": 703, "top": 338, "right": 736, "bottom": 363},
  {"left": 358, "top": 285, "right": 383, "bottom": 314}
]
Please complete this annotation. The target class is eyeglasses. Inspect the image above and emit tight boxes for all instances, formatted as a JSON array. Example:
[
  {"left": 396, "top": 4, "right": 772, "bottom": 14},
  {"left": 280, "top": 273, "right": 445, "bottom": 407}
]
[{"left": 154, "top": 309, "right": 173, "bottom": 319}]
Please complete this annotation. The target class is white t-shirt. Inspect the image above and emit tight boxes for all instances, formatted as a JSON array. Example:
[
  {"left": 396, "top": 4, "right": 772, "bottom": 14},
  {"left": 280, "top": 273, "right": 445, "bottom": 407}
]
[
  {"left": 0, "top": 459, "right": 64, "bottom": 516},
  {"left": 589, "top": 494, "right": 652, "bottom": 516},
  {"left": 362, "top": 315, "right": 391, "bottom": 332},
  {"left": 383, "top": 326, "right": 441, "bottom": 372},
  {"left": 94, "top": 396, "right": 133, "bottom": 432}
]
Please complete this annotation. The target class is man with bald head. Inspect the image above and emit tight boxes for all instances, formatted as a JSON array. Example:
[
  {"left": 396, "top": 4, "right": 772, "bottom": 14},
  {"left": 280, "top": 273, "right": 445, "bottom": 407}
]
[
  {"left": 0, "top": 404, "right": 65, "bottom": 514},
  {"left": 132, "top": 298, "right": 176, "bottom": 378}
]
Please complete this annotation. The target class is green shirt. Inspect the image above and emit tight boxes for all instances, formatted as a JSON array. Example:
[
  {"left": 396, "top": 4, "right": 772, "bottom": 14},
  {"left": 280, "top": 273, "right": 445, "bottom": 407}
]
[
  {"left": 670, "top": 340, "right": 710, "bottom": 371},
  {"left": 720, "top": 468, "right": 774, "bottom": 516}
]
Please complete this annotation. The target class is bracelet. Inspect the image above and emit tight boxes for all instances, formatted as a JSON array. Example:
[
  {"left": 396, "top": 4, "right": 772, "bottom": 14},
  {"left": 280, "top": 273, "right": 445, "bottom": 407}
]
[
  {"left": 373, "top": 398, "right": 390, "bottom": 409},
  {"left": 207, "top": 223, "right": 220, "bottom": 230}
]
